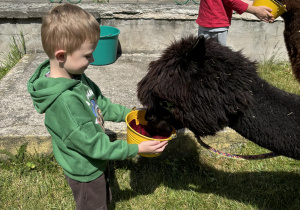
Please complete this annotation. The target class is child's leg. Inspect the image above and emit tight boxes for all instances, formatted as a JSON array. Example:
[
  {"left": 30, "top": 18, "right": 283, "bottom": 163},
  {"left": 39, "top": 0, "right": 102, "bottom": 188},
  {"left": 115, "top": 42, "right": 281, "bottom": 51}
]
[
  {"left": 198, "top": 26, "right": 228, "bottom": 46},
  {"left": 215, "top": 30, "right": 228, "bottom": 46},
  {"left": 65, "top": 172, "right": 111, "bottom": 210},
  {"left": 198, "top": 27, "right": 214, "bottom": 40}
]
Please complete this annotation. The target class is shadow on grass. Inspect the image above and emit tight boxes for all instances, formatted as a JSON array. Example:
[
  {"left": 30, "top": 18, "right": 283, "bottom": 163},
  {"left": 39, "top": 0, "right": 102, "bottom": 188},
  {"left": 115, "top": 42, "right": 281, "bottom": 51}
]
[{"left": 109, "top": 134, "right": 300, "bottom": 209}]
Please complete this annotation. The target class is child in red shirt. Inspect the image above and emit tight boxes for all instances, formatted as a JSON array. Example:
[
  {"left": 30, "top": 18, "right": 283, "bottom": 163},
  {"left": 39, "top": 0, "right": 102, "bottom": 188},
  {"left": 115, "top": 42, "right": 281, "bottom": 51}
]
[{"left": 196, "top": 0, "right": 274, "bottom": 45}]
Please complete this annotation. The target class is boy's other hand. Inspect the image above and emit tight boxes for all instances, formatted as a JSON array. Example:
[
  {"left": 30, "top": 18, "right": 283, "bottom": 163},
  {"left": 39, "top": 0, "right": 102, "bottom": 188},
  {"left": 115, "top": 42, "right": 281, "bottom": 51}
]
[{"left": 138, "top": 140, "right": 168, "bottom": 154}]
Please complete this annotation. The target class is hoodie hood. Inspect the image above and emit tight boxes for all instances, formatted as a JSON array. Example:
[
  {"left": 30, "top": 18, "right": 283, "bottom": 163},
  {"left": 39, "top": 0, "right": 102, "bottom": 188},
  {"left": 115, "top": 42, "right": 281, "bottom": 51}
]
[{"left": 27, "top": 60, "right": 80, "bottom": 114}]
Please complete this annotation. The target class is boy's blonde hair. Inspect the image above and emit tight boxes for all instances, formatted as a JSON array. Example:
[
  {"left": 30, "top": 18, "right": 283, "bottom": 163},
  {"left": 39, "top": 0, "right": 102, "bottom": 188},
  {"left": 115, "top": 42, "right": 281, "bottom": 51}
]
[{"left": 41, "top": 3, "right": 100, "bottom": 59}]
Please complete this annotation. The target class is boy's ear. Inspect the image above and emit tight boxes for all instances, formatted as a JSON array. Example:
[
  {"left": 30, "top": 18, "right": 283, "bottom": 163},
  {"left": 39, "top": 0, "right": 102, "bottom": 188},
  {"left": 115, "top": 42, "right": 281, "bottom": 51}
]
[{"left": 55, "top": 50, "right": 67, "bottom": 63}]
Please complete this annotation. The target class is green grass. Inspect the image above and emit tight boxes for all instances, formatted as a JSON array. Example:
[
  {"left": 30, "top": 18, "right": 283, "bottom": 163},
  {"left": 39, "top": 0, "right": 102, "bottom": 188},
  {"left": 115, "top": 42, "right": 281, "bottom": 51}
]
[
  {"left": 0, "top": 61, "right": 299, "bottom": 209},
  {"left": 110, "top": 138, "right": 300, "bottom": 210},
  {"left": 0, "top": 138, "right": 299, "bottom": 210},
  {"left": 0, "top": 32, "right": 26, "bottom": 80},
  {"left": 257, "top": 60, "right": 300, "bottom": 94},
  {"left": 0, "top": 143, "right": 74, "bottom": 209}
]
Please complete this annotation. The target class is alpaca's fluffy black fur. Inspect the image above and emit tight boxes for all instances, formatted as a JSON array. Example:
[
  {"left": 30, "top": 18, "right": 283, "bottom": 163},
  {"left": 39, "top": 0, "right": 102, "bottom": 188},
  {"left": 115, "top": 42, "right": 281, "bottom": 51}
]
[{"left": 137, "top": 36, "right": 300, "bottom": 160}]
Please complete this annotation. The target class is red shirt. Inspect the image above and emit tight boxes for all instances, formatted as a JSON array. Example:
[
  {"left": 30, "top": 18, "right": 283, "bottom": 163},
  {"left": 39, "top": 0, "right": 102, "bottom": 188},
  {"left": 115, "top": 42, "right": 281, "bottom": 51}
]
[{"left": 196, "top": 0, "right": 248, "bottom": 28}]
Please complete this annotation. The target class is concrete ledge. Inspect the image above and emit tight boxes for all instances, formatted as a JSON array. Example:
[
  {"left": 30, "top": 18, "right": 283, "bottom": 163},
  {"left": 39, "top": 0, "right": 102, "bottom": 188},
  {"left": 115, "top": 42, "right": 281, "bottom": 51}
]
[{"left": 0, "top": 2, "right": 287, "bottom": 61}]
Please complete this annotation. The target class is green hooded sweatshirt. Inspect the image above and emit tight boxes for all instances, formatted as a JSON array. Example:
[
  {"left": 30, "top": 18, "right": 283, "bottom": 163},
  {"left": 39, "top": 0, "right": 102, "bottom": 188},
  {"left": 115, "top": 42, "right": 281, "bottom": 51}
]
[{"left": 27, "top": 60, "right": 138, "bottom": 182}]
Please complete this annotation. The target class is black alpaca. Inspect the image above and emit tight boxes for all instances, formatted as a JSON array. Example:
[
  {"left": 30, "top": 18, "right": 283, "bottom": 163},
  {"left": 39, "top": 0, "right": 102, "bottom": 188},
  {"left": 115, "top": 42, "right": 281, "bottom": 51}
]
[{"left": 137, "top": 36, "right": 300, "bottom": 160}]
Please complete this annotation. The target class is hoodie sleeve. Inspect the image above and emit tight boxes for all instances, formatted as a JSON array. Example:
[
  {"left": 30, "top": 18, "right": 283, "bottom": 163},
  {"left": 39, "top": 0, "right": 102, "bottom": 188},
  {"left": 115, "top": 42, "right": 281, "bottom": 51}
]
[
  {"left": 97, "top": 94, "right": 131, "bottom": 122},
  {"left": 66, "top": 121, "right": 138, "bottom": 160},
  {"left": 82, "top": 74, "right": 132, "bottom": 122}
]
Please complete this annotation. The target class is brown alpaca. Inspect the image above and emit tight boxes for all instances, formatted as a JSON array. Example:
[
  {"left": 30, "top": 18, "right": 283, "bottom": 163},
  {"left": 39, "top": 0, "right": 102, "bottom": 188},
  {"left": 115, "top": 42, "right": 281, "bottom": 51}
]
[{"left": 279, "top": 0, "right": 300, "bottom": 82}]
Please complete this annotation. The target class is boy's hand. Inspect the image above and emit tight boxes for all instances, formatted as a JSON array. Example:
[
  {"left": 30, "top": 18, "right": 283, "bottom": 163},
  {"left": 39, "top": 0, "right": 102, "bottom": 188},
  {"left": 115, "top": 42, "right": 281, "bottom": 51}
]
[
  {"left": 247, "top": 5, "right": 274, "bottom": 23},
  {"left": 138, "top": 140, "right": 168, "bottom": 154}
]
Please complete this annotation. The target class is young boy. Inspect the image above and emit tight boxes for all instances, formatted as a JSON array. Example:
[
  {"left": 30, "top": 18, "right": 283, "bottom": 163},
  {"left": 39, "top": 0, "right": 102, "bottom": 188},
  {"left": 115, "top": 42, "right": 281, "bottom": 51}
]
[
  {"left": 197, "top": 0, "right": 275, "bottom": 46},
  {"left": 27, "top": 3, "right": 168, "bottom": 209}
]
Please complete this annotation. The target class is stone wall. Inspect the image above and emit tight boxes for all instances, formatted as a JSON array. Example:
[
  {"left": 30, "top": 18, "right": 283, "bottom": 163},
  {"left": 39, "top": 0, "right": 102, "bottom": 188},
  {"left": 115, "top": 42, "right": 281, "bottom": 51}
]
[{"left": 0, "top": 2, "right": 288, "bottom": 62}]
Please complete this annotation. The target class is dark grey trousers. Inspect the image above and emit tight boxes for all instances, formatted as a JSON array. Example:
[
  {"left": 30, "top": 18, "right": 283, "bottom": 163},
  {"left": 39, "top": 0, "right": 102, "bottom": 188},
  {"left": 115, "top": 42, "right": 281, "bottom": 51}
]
[{"left": 65, "top": 169, "right": 112, "bottom": 210}]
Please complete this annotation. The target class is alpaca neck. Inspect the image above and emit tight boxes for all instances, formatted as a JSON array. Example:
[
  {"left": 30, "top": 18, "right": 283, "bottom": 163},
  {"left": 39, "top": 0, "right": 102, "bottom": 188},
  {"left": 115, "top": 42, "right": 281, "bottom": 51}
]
[{"left": 229, "top": 78, "right": 300, "bottom": 160}]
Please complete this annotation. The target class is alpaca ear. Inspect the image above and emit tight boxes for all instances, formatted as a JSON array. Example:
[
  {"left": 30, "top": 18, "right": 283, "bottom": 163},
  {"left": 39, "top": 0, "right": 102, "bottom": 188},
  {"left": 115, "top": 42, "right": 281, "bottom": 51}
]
[{"left": 187, "top": 35, "right": 206, "bottom": 60}]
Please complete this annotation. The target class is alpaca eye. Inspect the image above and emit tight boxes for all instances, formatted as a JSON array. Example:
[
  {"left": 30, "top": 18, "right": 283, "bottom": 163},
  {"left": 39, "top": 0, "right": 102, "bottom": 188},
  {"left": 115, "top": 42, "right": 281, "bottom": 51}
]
[{"left": 162, "top": 101, "right": 168, "bottom": 107}]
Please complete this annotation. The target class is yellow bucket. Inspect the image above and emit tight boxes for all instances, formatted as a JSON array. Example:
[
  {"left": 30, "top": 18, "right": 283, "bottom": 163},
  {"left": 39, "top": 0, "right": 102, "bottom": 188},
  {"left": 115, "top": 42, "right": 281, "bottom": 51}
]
[
  {"left": 126, "top": 110, "right": 176, "bottom": 157},
  {"left": 253, "top": 0, "right": 287, "bottom": 19}
]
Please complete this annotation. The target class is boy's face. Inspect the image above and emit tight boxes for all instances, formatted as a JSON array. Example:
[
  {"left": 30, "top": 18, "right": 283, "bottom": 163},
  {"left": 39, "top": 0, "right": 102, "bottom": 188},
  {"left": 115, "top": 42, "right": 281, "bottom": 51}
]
[{"left": 64, "top": 40, "right": 98, "bottom": 77}]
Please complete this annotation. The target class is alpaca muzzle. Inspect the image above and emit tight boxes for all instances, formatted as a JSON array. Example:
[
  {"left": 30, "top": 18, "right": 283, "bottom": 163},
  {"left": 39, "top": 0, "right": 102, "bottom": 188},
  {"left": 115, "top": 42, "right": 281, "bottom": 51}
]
[{"left": 159, "top": 100, "right": 174, "bottom": 113}]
